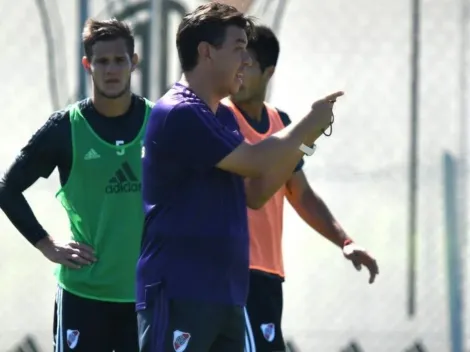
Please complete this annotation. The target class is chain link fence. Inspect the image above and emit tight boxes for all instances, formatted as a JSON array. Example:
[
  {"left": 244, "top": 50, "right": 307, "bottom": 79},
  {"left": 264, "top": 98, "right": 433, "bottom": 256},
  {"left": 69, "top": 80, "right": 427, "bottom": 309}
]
[{"left": 1, "top": 0, "right": 469, "bottom": 351}]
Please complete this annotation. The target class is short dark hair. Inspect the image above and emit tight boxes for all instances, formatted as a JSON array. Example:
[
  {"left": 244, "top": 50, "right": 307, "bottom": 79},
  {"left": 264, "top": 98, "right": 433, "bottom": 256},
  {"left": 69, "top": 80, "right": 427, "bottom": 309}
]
[
  {"left": 82, "top": 18, "right": 135, "bottom": 59},
  {"left": 248, "top": 25, "right": 280, "bottom": 72},
  {"left": 176, "top": 2, "right": 255, "bottom": 72}
]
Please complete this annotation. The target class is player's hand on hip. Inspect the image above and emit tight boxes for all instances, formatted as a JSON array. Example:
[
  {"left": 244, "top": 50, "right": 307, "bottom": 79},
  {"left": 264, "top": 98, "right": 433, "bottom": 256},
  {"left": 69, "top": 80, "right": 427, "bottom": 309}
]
[
  {"left": 342, "top": 242, "right": 379, "bottom": 284},
  {"left": 308, "top": 91, "right": 344, "bottom": 130},
  {"left": 35, "top": 236, "right": 97, "bottom": 269}
]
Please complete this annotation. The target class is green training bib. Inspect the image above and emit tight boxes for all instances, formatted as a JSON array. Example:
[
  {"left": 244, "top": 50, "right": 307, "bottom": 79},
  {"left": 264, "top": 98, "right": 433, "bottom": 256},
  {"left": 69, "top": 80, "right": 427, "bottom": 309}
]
[{"left": 55, "top": 99, "right": 152, "bottom": 302}]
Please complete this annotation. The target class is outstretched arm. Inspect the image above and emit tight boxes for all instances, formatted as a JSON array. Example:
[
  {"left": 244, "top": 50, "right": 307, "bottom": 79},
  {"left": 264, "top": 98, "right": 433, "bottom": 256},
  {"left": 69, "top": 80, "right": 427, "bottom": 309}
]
[
  {"left": 286, "top": 170, "right": 349, "bottom": 247},
  {"left": 162, "top": 92, "right": 342, "bottom": 209},
  {"left": 286, "top": 170, "right": 379, "bottom": 283}
]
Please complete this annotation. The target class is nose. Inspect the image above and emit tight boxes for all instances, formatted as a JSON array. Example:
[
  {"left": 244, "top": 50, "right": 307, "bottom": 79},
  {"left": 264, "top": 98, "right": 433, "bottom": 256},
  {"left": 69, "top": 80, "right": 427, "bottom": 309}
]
[
  {"left": 243, "top": 51, "right": 252, "bottom": 67},
  {"left": 105, "top": 62, "right": 120, "bottom": 75}
]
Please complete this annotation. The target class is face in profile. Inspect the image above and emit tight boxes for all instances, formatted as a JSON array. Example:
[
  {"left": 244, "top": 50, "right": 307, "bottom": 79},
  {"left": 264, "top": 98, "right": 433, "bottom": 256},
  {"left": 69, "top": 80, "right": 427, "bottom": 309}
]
[
  {"left": 231, "top": 49, "right": 269, "bottom": 103},
  {"left": 83, "top": 38, "right": 137, "bottom": 99},
  {"left": 210, "top": 25, "right": 252, "bottom": 97}
]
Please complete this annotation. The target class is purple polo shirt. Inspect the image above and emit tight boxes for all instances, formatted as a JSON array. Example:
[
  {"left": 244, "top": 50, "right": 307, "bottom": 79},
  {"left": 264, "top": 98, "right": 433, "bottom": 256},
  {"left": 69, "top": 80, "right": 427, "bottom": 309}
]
[{"left": 136, "top": 83, "right": 249, "bottom": 309}]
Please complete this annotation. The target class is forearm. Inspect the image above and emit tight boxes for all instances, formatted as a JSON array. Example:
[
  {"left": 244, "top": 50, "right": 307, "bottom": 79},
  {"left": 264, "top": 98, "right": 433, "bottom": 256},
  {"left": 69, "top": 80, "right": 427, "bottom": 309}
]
[
  {"left": 247, "top": 119, "right": 321, "bottom": 177},
  {"left": 0, "top": 112, "right": 65, "bottom": 247},
  {"left": 288, "top": 189, "right": 350, "bottom": 247},
  {"left": 244, "top": 116, "right": 321, "bottom": 208},
  {"left": 0, "top": 152, "right": 55, "bottom": 247},
  {"left": 0, "top": 182, "right": 49, "bottom": 246},
  {"left": 245, "top": 156, "right": 302, "bottom": 209},
  {"left": 217, "top": 93, "right": 339, "bottom": 178}
]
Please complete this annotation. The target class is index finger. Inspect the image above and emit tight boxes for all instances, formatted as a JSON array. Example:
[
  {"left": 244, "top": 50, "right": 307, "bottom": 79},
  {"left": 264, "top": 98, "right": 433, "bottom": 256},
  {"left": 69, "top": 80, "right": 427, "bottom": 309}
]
[
  {"left": 369, "top": 271, "right": 377, "bottom": 284},
  {"left": 368, "top": 262, "right": 379, "bottom": 284},
  {"left": 70, "top": 241, "right": 95, "bottom": 254},
  {"left": 324, "top": 91, "right": 344, "bottom": 102},
  {"left": 60, "top": 258, "right": 81, "bottom": 269}
]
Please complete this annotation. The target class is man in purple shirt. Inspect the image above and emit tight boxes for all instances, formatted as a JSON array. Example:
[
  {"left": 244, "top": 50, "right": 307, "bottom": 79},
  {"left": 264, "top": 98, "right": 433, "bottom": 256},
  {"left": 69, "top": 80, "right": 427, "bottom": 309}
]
[{"left": 137, "top": 2, "right": 344, "bottom": 352}]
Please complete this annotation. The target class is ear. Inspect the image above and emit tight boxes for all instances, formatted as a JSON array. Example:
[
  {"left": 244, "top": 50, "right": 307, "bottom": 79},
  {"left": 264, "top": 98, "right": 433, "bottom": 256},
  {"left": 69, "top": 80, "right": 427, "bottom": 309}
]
[
  {"left": 197, "top": 41, "right": 213, "bottom": 65},
  {"left": 131, "top": 53, "right": 139, "bottom": 72},
  {"left": 263, "top": 66, "right": 276, "bottom": 81},
  {"left": 81, "top": 56, "right": 91, "bottom": 73}
]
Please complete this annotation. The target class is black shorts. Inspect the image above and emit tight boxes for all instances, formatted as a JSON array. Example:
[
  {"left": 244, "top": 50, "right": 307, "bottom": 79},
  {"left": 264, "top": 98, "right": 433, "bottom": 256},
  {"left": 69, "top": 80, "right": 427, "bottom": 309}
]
[
  {"left": 244, "top": 270, "right": 285, "bottom": 352},
  {"left": 137, "top": 282, "right": 245, "bottom": 352},
  {"left": 53, "top": 286, "right": 138, "bottom": 352}
]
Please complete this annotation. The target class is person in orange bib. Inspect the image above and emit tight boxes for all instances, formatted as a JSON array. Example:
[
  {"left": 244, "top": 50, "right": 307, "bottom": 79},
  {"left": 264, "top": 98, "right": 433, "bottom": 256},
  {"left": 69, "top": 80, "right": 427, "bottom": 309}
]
[{"left": 221, "top": 25, "right": 379, "bottom": 352}]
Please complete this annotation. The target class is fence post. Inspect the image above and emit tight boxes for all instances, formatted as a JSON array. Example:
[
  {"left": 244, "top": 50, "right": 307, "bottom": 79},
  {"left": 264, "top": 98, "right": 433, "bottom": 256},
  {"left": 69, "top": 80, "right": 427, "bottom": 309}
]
[{"left": 443, "top": 152, "right": 464, "bottom": 352}]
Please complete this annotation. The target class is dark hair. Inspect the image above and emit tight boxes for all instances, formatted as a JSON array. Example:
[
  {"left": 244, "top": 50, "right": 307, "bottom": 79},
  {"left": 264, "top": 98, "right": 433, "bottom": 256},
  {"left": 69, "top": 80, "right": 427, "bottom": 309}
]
[
  {"left": 176, "top": 2, "right": 255, "bottom": 72},
  {"left": 82, "top": 18, "right": 135, "bottom": 59},
  {"left": 248, "top": 25, "right": 279, "bottom": 72}
]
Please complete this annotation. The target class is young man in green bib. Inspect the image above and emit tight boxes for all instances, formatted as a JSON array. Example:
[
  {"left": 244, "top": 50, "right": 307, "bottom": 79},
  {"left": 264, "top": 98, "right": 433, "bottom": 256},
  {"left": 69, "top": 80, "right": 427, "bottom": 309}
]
[{"left": 0, "top": 19, "right": 152, "bottom": 351}]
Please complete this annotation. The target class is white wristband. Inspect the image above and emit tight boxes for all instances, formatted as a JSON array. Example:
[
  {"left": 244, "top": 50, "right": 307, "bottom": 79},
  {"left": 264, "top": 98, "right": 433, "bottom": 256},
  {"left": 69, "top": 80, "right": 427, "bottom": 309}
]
[{"left": 299, "top": 143, "right": 316, "bottom": 156}]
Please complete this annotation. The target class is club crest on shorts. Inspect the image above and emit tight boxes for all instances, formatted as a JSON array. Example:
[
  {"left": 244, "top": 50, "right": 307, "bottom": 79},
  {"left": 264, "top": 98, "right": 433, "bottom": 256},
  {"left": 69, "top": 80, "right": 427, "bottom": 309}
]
[
  {"left": 173, "top": 330, "right": 191, "bottom": 352},
  {"left": 260, "top": 323, "right": 275, "bottom": 342},
  {"left": 66, "top": 329, "right": 80, "bottom": 349}
]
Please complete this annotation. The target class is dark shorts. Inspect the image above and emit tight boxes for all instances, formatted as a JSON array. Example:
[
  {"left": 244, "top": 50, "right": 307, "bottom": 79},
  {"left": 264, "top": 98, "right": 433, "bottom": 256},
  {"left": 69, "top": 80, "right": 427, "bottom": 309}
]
[
  {"left": 53, "top": 286, "right": 138, "bottom": 352},
  {"left": 137, "top": 282, "right": 245, "bottom": 352},
  {"left": 244, "top": 270, "right": 285, "bottom": 352}
]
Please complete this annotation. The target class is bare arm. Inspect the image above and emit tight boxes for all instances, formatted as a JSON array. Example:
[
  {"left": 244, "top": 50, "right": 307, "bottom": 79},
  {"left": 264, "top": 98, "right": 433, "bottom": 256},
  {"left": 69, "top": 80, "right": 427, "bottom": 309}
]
[
  {"left": 216, "top": 92, "right": 343, "bottom": 179},
  {"left": 286, "top": 170, "right": 379, "bottom": 283},
  {"left": 242, "top": 110, "right": 305, "bottom": 209},
  {"left": 244, "top": 156, "right": 303, "bottom": 209},
  {"left": 285, "top": 170, "right": 350, "bottom": 247}
]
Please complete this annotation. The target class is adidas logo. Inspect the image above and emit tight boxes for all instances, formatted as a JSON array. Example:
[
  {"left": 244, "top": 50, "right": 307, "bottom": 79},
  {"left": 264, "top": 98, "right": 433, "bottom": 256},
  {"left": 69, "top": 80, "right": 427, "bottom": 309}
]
[
  {"left": 105, "top": 162, "right": 141, "bottom": 194},
  {"left": 84, "top": 148, "right": 101, "bottom": 160}
]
